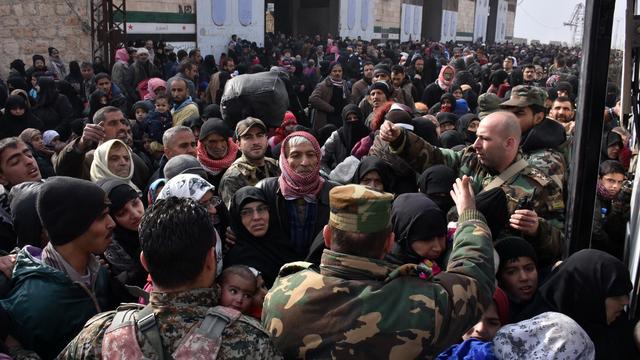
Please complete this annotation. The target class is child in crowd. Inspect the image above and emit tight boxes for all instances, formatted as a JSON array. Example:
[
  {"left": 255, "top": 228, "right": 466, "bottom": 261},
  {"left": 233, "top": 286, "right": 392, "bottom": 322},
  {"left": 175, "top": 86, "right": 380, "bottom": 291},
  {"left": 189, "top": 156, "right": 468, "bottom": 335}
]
[
  {"left": 130, "top": 101, "right": 153, "bottom": 151},
  {"left": 144, "top": 94, "right": 173, "bottom": 143},
  {"left": 43, "top": 130, "right": 65, "bottom": 154},
  {"left": 249, "top": 268, "right": 269, "bottom": 320},
  {"left": 218, "top": 265, "right": 257, "bottom": 315},
  {"left": 18, "top": 128, "right": 55, "bottom": 178}
]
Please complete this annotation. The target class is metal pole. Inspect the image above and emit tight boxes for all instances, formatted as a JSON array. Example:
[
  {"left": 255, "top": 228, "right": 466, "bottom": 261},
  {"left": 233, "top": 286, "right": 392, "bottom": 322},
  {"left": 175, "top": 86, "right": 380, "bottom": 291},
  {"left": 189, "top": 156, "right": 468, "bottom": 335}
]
[{"left": 564, "top": 0, "right": 617, "bottom": 256}]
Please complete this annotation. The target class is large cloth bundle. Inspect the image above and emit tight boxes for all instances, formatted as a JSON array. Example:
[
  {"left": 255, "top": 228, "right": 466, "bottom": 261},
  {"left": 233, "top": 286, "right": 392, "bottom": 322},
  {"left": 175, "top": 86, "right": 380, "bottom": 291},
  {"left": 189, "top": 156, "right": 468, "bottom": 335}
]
[{"left": 221, "top": 71, "right": 289, "bottom": 129}]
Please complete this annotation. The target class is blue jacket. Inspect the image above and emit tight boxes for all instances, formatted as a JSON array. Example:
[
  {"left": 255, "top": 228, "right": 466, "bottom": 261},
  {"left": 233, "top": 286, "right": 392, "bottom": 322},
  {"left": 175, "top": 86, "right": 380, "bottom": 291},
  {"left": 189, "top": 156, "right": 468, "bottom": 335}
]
[{"left": 0, "top": 246, "right": 113, "bottom": 359}]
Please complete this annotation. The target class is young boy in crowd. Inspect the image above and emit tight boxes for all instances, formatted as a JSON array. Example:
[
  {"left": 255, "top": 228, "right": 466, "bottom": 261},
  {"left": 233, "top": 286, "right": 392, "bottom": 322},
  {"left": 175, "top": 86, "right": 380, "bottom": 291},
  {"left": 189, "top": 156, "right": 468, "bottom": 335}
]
[
  {"left": 130, "top": 101, "right": 153, "bottom": 152},
  {"left": 218, "top": 265, "right": 257, "bottom": 315},
  {"left": 145, "top": 94, "right": 173, "bottom": 143}
]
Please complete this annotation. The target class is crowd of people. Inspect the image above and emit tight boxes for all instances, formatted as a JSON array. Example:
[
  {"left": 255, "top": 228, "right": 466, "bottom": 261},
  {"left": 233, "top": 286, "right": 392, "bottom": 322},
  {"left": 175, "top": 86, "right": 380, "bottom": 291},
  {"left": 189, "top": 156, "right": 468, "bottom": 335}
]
[{"left": 0, "top": 32, "right": 635, "bottom": 359}]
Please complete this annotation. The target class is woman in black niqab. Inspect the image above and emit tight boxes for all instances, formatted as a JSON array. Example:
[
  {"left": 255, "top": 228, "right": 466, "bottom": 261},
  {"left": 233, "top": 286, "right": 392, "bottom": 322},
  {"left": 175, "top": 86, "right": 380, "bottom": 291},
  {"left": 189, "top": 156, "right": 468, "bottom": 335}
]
[
  {"left": 517, "top": 249, "right": 637, "bottom": 360},
  {"left": 0, "top": 95, "right": 44, "bottom": 138}
]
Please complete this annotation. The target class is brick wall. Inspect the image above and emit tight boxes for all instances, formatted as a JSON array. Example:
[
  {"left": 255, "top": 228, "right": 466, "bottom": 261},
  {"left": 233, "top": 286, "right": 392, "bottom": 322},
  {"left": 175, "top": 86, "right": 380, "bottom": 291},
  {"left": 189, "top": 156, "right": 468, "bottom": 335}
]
[{"left": 0, "top": 0, "right": 92, "bottom": 79}]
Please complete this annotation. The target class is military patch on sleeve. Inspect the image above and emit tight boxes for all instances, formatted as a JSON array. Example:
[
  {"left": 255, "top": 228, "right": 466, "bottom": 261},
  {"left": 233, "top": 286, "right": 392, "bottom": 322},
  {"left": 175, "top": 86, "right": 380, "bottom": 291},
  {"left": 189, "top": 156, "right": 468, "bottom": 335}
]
[
  {"left": 526, "top": 167, "right": 550, "bottom": 187},
  {"left": 550, "top": 199, "right": 565, "bottom": 211}
]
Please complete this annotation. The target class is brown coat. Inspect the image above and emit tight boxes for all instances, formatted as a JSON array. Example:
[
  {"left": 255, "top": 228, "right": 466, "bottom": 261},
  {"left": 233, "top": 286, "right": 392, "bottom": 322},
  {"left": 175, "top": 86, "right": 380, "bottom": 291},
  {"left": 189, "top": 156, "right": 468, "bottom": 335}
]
[{"left": 308, "top": 77, "right": 351, "bottom": 130}]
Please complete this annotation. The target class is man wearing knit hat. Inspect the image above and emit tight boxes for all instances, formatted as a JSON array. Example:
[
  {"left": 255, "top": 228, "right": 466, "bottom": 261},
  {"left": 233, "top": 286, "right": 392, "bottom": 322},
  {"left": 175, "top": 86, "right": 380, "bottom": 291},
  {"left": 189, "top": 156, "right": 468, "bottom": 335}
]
[
  {"left": 197, "top": 118, "right": 239, "bottom": 189},
  {"left": 263, "top": 179, "right": 495, "bottom": 358},
  {"left": 219, "top": 117, "right": 280, "bottom": 208},
  {"left": 126, "top": 46, "right": 159, "bottom": 101},
  {"left": 0, "top": 177, "right": 116, "bottom": 359}
]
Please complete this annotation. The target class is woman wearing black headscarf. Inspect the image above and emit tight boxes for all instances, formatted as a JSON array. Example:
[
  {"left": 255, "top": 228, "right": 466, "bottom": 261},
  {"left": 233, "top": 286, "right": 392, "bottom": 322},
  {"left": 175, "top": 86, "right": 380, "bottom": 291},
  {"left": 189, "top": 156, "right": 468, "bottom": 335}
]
[
  {"left": 321, "top": 104, "right": 369, "bottom": 174},
  {"left": 200, "top": 55, "right": 218, "bottom": 83},
  {"left": 0, "top": 95, "right": 44, "bottom": 138},
  {"left": 88, "top": 90, "right": 109, "bottom": 123},
  {"left": 386, "top": 193, "right": 448, "bottom": 267},
  {"left": 412, "top": 116, "right": 440, "bottom": 146},
  {"left": 457, "top": 113, "right": 480, "bottom": 145},
  {"left": 516, "top": 249, "right": 637, "bottom": 359},
  {"left": 439, "top": 129, "right": 466, "bottom": 149},
  {"left": 97, "top": 178, "right": 147, "bottom": 289},
  {"left": 32, "top": 77, "right": 73, "bottom": 140},
  {"left": 225, "top": 186, "right": 298, "bottom": 287},
  {"left": 65, "top": 61, "right": 83, "bottom": 94},
  {"left": 351, "top": 155, "right": 393, "bottom": 193},
  {"left": 601, "top": 131, "right": 623, "bottom": 163},
  {"left": 418, "top": 165, "right": 456, "bottom": 213},
  {"left": 56, "top": 80, "right": 84, "bottom": 119}
]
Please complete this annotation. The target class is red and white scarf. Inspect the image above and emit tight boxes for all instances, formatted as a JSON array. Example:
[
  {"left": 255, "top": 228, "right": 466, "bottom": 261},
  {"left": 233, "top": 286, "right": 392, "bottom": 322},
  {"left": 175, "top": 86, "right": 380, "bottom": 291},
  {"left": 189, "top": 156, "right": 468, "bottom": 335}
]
[
  {"left": 197, "top": 138, "right": 238, "bottom": 174},
  {"left": 278, "top": 131, "right": 324, "bottom": 202}
]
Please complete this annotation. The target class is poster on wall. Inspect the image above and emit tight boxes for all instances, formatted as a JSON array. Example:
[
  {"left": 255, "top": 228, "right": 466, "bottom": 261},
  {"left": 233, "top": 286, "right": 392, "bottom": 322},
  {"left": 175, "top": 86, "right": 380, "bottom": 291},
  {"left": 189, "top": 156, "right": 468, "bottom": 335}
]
[
  {"left": 197, "top": 0, "right": 265, "bottom": 60},
  {"left": 339, "top": 0, "right": 374, "bottom": 40}
]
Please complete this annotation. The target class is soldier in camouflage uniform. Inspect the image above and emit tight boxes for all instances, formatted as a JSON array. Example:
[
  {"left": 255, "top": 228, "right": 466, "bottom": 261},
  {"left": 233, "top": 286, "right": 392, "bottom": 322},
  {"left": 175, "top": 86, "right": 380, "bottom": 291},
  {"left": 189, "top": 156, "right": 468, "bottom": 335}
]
[
  {"left": 500, "top": 85, "right": 568, "bottom": 191},
  {"left": 219, "top": 118, "right": 280, "bottom": 208},
  {"left": 262, "top": 182, "right": 495, "bottom": 359},
  {"left": 58, "top": 197, "right": 281, "bottom": 360},
  {"left": 380, "top": 111, "right": 564, "bottom": 267}
]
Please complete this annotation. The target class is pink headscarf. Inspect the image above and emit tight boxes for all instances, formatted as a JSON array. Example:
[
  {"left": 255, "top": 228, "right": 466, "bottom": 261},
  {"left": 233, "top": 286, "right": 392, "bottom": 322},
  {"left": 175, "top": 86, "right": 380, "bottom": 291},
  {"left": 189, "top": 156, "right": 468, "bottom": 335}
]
[
  {"left": 437, "top": 65, "right": 456, "bottom": 91},
  {"left": 144, "top": 78, "right": 167, "bottom": 101},
  {"left": 278, "top": 131, "right": 324, "bottom": 202},
  {"left": 115, "top": 48, "right": 129, "bottom": 64}
]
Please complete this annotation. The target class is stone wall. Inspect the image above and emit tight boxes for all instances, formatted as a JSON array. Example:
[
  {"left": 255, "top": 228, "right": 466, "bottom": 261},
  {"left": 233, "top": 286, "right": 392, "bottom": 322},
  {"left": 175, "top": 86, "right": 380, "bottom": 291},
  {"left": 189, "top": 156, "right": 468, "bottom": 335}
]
[
  {"left": 0, "top": 0, "right": 92, "bottom": 79},
  {"left": 374, "top": 0, "right": 402, "bottom": 39},
  {"left": 456, "top": 0, "right": 475, "bottom": 41}
]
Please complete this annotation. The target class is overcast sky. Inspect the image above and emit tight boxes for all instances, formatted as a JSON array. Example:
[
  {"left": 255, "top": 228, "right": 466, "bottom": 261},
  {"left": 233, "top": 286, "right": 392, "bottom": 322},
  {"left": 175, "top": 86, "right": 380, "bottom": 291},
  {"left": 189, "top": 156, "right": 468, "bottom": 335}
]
[{"left": 513, "top": 0, "right": 626, "bottom": 47}]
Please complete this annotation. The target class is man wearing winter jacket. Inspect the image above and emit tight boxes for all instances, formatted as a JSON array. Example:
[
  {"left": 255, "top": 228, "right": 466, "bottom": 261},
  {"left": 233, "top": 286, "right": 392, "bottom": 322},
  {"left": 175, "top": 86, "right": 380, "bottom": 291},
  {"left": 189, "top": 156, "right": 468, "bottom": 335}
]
[{"left": 0, "top": 177, "right": 117, "bottom": 359}]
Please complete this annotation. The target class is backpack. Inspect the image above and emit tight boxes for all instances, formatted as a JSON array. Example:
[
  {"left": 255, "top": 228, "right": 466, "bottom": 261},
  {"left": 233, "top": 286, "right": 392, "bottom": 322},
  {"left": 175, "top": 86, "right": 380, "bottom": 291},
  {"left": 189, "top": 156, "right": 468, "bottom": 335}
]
[{"left": 101, "top": 304, "right": 242, "bottom": 360}]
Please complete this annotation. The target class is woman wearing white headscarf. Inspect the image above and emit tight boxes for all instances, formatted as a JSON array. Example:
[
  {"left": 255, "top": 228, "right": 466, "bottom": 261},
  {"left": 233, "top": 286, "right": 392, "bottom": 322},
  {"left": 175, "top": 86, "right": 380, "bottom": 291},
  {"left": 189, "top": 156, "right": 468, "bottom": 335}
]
[
  {"left": 157, "top": 173, "right": 223, "bottom": 275},
  {"left": 437, "top": 312, "right": 595, "bottom": 360},
  {"left": 493, "top": 312, "right": 595, "bottom": 360},
  {"left": 90, "top": 139, "right": 139, "bottom": 191}
]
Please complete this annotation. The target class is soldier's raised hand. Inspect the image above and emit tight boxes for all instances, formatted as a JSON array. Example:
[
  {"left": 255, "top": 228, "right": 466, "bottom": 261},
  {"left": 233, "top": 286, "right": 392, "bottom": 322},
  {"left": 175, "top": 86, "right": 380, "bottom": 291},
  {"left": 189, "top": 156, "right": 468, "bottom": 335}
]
[
  {"left": 380, "top": 120, "right": 402, "bottom": 143},
  {"left": 450, "top": 176, "right": 475, "bottom": 215}
]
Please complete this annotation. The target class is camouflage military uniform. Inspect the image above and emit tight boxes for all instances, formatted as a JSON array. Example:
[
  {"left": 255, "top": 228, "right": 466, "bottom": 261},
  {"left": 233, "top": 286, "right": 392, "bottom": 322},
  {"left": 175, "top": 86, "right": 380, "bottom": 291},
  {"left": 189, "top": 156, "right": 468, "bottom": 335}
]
[
  {"left": 218, "top": 154, "right": 280, "bottom": 208},
  {"left": 524, "top": 148, "right": 567, "bottom": 191},
  {"left": 58, "top": 288, "right": 282, "bottom": 360},
  {"left": 501, "top": 86, "right": 568, "bottom": 190},
  {"left": 262, "top": 184, "right": 495, "bottom": 359},
  {"left": 390, "top": 129, "right": 565, "bottom": 266}
]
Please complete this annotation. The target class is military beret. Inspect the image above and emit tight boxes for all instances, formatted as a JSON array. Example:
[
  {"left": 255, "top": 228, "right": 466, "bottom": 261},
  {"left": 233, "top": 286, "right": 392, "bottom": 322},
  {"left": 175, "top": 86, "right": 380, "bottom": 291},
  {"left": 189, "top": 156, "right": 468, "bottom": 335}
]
[{"left": 329, "top": 184, "right": 393, "bottom": 234}]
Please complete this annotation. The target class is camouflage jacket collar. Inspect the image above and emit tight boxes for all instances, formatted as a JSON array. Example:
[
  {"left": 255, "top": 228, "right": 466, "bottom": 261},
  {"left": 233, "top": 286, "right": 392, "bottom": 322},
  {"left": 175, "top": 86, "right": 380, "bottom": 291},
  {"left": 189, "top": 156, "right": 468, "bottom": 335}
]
[
  {"left": 319, "top": 249, "right": 395, "bottom": 281},
  {"left": 149, "top": 287, "right": 218, "bottom": 310},
  {"left": 233, "top": 154, "right": 279, "bottom": 177}
]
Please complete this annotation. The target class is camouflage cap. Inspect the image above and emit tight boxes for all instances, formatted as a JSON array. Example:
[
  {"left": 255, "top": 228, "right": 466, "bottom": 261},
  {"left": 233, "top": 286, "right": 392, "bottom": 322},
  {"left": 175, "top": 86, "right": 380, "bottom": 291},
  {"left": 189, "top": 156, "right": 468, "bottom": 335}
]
[
  {"left": 500, "top": 85, "right": 548, "bottom": 108},
  {"left": 235, "top": 117, "right": 267, "bottom": 138},
  {"left": 477, "top": 93, "right": 502, "bottom": 120},
  {"left": 329, "top": 184, "right": 394, "bottom": 233}
]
